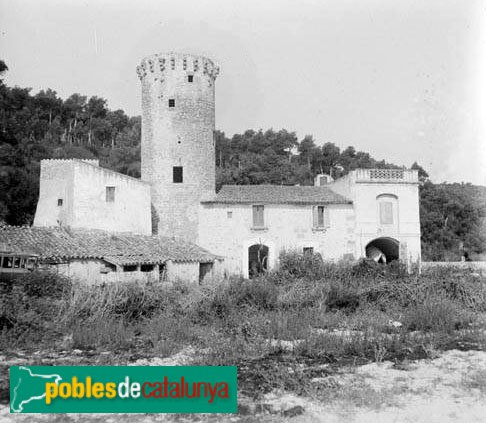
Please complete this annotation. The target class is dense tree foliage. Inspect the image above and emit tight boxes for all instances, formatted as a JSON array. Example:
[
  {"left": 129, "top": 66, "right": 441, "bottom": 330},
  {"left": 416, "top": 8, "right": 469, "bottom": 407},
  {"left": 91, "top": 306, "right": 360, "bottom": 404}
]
[
  {"left": 420, "top": 182, "right": 486, "bottom": 260},
  {"left": 214, "top": 129, "right": 400, "bottom": 188},
  {"left": 0, "top": 63, "right": 140, "bottom": 225},
  {"left": 0, "top": 62, "right": 484, "bottom": 260}
]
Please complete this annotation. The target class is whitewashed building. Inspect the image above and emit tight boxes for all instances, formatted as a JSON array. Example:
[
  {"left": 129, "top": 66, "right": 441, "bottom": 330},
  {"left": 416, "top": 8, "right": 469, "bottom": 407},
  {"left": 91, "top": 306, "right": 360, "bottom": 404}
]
[
  {"left": 3, "top": 52, "right": 421, "bottom": 283},
  {"left": 198, "top": 169, "right": 421, "bottom": 278}
]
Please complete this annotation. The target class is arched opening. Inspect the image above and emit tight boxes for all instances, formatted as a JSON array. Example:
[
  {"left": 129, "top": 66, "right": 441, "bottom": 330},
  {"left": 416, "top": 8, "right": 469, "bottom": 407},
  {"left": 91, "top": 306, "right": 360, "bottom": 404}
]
[
  {"left": 248, "top": 244, "right": 269, "bottom": 278},
  {"left": 365, "top": 237, "right": 399, "bottom": 263}
]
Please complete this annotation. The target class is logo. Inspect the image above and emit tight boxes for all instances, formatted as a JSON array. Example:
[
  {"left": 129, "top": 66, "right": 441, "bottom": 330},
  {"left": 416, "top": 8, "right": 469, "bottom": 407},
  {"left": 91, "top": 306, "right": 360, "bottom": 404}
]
[{"left": 10, "top": 366, "right": 237, "bottom": 413}]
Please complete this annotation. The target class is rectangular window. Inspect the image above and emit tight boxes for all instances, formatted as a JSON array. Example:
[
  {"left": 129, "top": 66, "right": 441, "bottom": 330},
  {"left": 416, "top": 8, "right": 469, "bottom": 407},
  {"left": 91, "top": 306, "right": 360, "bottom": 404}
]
[
  {"left": 141, "top": 264, "right": 154, "bottom": 272},
  {"left": 173, "top": 166, "right": 183, "bottom": 183},
  {"left": 2, "top": 257, "right": 12, "bottom": 268},
  {"left": 313, "top": 206, "right": 330, "bottom": 228},
  {"left": 227, "top": 211, "right": 233, "bottom": 218},
  {"left": 57, "top": 199, "right": 63, "bottom": 206},
  {"left": 168, "top": 98, "right": 175, "bottom": 107},
  {"left": 380, "top": 202, "right": 394, "bottom": 224},
  {"left": 252, "top": 205, "right": 264, "bottom": 227},
  {"left": 123, "top": 265, "right": 137, "bottom": 272},
  {"left": 188, "top": 75, "right": 193, "bottom": 82},
  {"left": 26, "top": 258, "right": 36, "bottom": 270},
  {"left": 106, "top": 186, "right": 115, "bottom": 202}
]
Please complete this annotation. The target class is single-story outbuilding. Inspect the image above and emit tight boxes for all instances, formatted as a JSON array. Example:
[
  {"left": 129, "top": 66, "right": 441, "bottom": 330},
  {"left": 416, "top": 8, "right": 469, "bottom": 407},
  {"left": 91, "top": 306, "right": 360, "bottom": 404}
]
[{"left": 0, "top": 225, "right": 221, "bottom": 284}]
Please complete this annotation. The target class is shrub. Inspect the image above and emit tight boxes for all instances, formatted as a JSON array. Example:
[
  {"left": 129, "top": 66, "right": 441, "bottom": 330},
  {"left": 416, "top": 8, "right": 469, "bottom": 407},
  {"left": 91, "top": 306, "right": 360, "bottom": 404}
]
[
  {"left": 17, "top": 270, "right": 71, "bottom": 298},
  {"left": 60, "top": 281, "right": 172, "bottom": 323},
  {"left": 72, "top": 318, "right": 135, "bottom": 350},
  {"left": 276, "top": 279, "right": 328, "bottom": 309},
  {"left": 0, "top": 272, "right": 68, "bottom": 347},
  {"left": 278, "top": 249, "right": 324, "bottom": 280},
  {"left": 423, "top": 267, "right": 486, "bottom": 312},
  {"left": 229, "top": 277, "right": 278, "bottom": 310},
  {"left": 194, "top": 277, "right": 278, "bottom": 320},
  {"left": 326, "top": 281, "right": 360, "bottom": 313},
  {"left": 404, "top": 293, "right": 473, "bottom": 333}
]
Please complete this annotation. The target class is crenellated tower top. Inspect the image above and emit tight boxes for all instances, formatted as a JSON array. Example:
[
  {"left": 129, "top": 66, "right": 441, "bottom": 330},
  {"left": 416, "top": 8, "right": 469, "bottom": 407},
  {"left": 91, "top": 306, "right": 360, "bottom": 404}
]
[{"left": 136, "top": 52, "right": 220, "bottom": 83}]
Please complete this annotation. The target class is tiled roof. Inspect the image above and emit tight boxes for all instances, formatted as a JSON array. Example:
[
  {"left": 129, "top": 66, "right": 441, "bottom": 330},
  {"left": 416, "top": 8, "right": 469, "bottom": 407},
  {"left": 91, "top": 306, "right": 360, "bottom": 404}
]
[
  {"left": 203, "top": 185, "right": 352, "bottom": 205},
  {"left": 0, "top": 226, "right": 217, "bottom": 265}
]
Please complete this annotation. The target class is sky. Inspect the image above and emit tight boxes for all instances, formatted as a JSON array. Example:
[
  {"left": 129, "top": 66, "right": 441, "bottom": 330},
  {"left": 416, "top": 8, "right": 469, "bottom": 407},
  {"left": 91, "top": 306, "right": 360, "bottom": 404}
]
[{"left": 1, "top": 0, "right": 485, "bottom": 184}]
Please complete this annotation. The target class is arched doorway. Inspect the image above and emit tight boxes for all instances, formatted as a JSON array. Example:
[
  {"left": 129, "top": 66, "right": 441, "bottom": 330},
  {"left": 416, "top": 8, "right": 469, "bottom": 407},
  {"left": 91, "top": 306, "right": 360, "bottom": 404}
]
[
  {"left": 365, "top": 237, "right": 399, "bottom": 263},
  {"left": 248, "top": 244, "right": 269, "bottom": 278}
]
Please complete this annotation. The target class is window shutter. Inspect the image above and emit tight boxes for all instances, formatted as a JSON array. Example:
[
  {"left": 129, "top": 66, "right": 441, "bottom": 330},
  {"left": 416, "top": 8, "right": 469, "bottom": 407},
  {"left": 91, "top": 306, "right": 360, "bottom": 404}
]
[
  {"left": 312, "top": 206, "right": 318, "bottom": 227},
  {"left": 324, "top": 207, "right": 330, "bottom": 227},
  {"left": 253, "top": 205, "right": 264, "bottom": 227}
]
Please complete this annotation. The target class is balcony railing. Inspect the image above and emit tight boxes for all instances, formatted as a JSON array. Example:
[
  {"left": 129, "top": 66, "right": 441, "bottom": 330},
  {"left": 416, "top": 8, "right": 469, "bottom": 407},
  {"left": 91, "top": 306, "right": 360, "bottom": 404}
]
[{"left": 354, "top": 168, "right": 418, "bottom": 183}]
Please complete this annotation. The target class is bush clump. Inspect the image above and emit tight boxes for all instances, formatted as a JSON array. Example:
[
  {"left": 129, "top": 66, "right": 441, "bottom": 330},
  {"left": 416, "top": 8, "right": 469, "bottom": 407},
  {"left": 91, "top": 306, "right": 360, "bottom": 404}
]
[{"left": 1, "top": 259, "right": 485, "bottom": 369}]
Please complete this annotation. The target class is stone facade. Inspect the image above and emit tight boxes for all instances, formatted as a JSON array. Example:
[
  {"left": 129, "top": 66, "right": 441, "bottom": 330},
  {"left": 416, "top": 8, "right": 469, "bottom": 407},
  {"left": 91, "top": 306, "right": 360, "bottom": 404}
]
[
  {"left": 198, "top": 203, "right": 355, "bottom": 278},
  {"left": 34, "top": 159, "right": 151, "bottom": 235},
  {"left": 137, "top": 53, "right": 219, "bottom": 238}
]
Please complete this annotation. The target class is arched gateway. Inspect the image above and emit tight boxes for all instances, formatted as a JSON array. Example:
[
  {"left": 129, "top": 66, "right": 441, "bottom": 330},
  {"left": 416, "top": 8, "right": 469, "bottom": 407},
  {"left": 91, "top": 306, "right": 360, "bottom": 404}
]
[{"left": 365, "top": 237, "right": 399, "bottom": 263}]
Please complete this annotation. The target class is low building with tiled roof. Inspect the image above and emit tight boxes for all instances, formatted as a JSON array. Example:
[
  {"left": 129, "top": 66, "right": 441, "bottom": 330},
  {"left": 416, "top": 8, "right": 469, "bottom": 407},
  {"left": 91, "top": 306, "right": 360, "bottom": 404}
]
[
  {"left": 0, "top": 225, "right": 220, "bottom": 283},
  {"left": 202, "top": 185, "right": 352, "bottom": 205}
]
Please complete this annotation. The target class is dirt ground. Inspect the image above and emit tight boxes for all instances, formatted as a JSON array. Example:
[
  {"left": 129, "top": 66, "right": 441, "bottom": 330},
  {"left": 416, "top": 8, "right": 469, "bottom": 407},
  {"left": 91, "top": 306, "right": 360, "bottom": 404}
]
[{"left": 1, "top": 349, "right": 486, "bottom": 422}]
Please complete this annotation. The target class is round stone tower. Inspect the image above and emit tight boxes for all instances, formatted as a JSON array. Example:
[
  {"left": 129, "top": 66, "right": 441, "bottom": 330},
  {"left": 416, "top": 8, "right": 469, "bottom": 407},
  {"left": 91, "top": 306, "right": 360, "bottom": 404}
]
[{"left": 137, "top": 52, "right": 220, "bottom": 239}]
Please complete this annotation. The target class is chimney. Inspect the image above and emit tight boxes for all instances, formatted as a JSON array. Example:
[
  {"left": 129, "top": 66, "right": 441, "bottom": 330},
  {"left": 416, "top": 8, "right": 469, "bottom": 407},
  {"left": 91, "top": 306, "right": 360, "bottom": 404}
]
[{"left": 314, "top": 174, "right": 333, "bottom": 186}]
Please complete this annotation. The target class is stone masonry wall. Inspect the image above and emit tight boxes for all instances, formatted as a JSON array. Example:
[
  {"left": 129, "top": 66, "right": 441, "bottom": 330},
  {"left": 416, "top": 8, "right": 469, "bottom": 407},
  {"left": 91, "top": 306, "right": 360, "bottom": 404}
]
[{"left": 138, "top": 53, "right": 219, "bottom": 239}]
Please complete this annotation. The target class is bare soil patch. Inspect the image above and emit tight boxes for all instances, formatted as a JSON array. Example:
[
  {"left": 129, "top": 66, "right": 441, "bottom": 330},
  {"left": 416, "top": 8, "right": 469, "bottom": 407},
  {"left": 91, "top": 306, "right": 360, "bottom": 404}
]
[{"left": 2, "top": 349, "right": 486, "bottom": 422}]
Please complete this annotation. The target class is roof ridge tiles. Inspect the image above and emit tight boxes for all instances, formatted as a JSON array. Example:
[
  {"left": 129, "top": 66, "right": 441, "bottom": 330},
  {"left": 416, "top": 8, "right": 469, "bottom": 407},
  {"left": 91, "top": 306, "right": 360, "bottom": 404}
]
[{"left": 203, "top": 184, "right": 352, "bottom": 205}]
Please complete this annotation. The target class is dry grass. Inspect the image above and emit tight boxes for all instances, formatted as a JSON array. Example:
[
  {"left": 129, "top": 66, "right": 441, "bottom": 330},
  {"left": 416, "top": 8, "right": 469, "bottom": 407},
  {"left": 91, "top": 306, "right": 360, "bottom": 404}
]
[{"left": 1, "top": 257, "right": 486, "bottom": 399}]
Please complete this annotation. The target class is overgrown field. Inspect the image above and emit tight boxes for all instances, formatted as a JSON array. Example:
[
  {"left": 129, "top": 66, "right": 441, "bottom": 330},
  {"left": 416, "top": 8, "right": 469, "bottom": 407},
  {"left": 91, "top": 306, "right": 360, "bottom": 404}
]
[{"left": 1, "top": 254, "right": 486, "bottom": 405}]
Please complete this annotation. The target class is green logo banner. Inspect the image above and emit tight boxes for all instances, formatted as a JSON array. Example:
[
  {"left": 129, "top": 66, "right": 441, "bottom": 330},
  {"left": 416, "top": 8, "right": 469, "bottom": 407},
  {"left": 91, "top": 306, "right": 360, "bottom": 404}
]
[{"left": 10, "top": 366, "right": 237, "bottom": 413}]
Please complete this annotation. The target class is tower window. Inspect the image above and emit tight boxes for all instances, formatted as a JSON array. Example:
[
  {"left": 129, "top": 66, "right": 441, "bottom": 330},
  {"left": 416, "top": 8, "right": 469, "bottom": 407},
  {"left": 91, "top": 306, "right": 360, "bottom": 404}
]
[
  {"left": 188, "top": 75, "right": 193, "bottom": 82},
  {"left": 57, "top": 199, "right": 63, "bottom": 206},
  {"left": 173, "top": 166, "right": 183, "bottom": 183},
  {"left": 106, "top": 186, "right": 115, "bottom": 202},
  {"left": 168, "top": 99, "right": 175, "bottom": 108}
]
